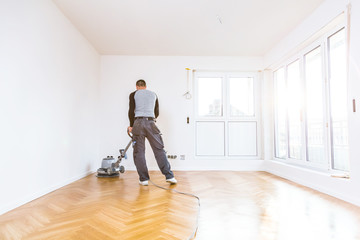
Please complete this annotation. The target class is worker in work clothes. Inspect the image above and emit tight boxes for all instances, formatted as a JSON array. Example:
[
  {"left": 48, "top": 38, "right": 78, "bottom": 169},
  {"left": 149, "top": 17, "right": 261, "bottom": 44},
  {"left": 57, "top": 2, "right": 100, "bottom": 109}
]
[{"left": 127, "top": 79, "right": 177, "bottom": 186}]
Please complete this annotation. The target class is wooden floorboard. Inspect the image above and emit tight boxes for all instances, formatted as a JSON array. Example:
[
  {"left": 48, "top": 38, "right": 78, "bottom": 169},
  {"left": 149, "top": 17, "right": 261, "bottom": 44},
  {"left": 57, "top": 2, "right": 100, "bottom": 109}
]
[{"left": 1, "top": 171, "right": 360, "bottom": 240}]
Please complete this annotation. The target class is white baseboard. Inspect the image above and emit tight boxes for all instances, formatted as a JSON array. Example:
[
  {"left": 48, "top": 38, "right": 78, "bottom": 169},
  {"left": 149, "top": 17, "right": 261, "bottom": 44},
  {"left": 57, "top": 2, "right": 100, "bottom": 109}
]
[
  {"left": 265, "top": 160, "right": 360, "bottom": 207},
  {"left": 122, "top": 159, "right": 265, "bottom": 171},
  {"left": 0, "top": 170, "right": 94, "bottom": 215},
  {"left": 173, "top": 159, "right": 265, "bottom": 171}
]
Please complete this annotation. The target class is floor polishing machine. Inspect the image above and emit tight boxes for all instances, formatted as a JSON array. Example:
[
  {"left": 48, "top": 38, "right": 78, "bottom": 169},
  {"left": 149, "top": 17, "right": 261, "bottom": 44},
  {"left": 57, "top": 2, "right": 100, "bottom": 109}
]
[{"left": 96, "top": 131, "right": 134, "bottom": 177}]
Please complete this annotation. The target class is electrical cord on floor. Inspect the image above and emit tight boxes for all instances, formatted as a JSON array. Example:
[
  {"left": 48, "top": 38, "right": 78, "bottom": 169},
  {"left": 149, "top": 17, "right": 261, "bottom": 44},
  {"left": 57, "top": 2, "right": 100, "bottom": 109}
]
[{"left": 149, "top": 180, "right": 200, "bottom": 240}]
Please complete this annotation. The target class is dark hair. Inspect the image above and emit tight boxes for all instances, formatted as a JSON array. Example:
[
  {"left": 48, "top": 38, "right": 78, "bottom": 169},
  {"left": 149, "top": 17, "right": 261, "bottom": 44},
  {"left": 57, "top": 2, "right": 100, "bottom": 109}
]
[{"left": 136, "top": 79, "right": 146, "bottom": 87}]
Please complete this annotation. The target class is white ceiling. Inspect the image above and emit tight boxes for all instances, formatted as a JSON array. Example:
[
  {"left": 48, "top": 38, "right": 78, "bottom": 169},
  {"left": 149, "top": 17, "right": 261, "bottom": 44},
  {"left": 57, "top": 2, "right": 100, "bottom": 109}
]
[{"left": 53, "top": 0, "right": 325, "bottom": 56}]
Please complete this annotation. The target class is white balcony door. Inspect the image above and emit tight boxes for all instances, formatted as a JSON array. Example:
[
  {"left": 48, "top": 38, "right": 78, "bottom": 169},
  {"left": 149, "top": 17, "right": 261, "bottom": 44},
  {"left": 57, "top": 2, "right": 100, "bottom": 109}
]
[{"left": 194, "top": 72, "right": 260, "bottom": 159}]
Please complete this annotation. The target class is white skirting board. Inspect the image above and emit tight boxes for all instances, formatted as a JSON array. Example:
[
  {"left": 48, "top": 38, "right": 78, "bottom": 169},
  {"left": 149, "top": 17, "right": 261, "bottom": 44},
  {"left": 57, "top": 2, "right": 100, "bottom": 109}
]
[
  {"left": 122, "top": 159, "right": 266, "bottom": 171},
  {"left": 265, "top": 160, "right": 360, "bottom": 207}
]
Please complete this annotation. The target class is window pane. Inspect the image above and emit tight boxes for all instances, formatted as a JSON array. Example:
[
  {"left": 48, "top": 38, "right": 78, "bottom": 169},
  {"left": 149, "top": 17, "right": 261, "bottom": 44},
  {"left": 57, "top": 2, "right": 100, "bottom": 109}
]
[
  {"left": 304, "top": 47, "right": 326, "bottom": 164},
  {"left": 287, "top": 60, "right": 302, "bottom": 159},
  {"left": 328, "top": 28, "right": 349, "bottom": 171},
  {"left": 229, "top": 77, "right": 254, "bottom": 116},
  {"left": 274, "top": 68, "right": 287, "bottom": 158},
  {"left": 197, "top": 78, "right": 222, "bottom": 116}
]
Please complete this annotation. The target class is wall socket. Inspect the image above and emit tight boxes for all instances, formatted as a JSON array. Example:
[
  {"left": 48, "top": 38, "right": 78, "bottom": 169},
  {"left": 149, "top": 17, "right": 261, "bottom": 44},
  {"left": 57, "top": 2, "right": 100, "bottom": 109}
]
[{"left": 167, "top": 154, "right": 186, "bottom": 160}]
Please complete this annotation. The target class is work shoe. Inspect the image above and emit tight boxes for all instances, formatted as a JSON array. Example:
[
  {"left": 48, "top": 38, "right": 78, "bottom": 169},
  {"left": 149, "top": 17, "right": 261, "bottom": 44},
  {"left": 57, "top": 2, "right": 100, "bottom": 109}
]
[
  {"left": 139, "top": 180, "right": 149, "bottom": 186},
  {"left": 166, "top": 178, "right": 177, "bottom": 184}
]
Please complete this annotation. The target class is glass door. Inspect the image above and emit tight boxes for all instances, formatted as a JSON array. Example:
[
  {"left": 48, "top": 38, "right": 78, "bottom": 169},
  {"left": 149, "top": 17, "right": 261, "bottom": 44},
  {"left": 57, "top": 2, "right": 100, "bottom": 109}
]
[
  {"left": 195, "top": 72, "right": 259, "bottom": 158},
  {"left": 287, "top": 60, "right": 303, "bottom": 160},
  {"left": 304, "top": 46, "right": 327, "bottom": 165},
  {"left": 327, "top": 28, "right": 349, "bottom": 171}
]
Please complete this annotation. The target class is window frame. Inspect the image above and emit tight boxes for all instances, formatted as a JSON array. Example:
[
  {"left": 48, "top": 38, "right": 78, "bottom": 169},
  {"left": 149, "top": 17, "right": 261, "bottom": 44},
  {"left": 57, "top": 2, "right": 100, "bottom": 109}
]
[
  {"left": 194, "top": 71, "right": 261, "bottom": 160},
  {"left": 272, "top": 21, "right": 349, "bottom": 173},
  {"left": 285, "top": 58, "right": 303, "bottom": 161},
  {"left": 227, "top": 74, "right": 256, "bottom": 120},
  {"left": 273, "top": 67, "right": 288, "bottom": 159},
  {"left": 326, "top": 26, "right": 349, "bottom": 172}
]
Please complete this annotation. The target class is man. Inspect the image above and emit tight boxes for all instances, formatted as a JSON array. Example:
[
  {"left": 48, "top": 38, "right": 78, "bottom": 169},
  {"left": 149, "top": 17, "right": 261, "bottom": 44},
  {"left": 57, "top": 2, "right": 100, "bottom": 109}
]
[{"left": 128, "top": 79, "right": 177, "bottom": 186}]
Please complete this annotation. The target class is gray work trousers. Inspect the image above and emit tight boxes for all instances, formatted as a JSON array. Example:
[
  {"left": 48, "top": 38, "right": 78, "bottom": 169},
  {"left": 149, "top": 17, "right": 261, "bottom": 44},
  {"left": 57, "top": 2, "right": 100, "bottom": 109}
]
[{"left": 132, "top": 118, "right": 174, "bottom": 181}]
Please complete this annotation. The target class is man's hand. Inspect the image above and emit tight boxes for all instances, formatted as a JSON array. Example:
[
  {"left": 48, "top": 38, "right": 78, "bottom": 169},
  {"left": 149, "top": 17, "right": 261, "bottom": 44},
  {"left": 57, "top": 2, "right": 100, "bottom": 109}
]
[{"left": 127, "top": 127, "right": 132, "bottom": 133}]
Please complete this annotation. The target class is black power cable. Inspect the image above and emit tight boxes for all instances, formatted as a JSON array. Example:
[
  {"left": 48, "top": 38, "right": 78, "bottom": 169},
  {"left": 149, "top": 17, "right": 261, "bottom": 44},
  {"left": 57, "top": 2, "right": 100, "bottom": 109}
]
[{"left": 149, "top": 180, "right": 200, "bottom": 240}]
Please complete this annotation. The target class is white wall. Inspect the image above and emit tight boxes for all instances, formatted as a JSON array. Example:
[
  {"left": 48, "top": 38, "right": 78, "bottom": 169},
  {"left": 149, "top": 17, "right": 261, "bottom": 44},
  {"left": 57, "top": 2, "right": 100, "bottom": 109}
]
[
  {"left": 100, "top": 56, "right": 264, "bottom": 172},
  {"left": 0, "top": 0, "right": 100, "bottom": 214},
  {"left": 263, "top": 0, "right": 360, "bottom": 206}
]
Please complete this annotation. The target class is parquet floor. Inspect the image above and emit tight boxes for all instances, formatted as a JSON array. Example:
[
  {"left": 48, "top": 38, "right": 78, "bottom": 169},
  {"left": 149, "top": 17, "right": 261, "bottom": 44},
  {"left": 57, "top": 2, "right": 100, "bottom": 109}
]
[{"left": 1, "top": 171, "right": 360, "bottom": 240}]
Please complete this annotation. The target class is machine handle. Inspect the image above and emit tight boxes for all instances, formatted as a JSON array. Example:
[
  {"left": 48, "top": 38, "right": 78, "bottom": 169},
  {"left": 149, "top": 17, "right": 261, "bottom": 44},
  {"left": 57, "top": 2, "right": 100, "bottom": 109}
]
[{"left": 117, "top": 129, "right": 134, "bottom": 162}]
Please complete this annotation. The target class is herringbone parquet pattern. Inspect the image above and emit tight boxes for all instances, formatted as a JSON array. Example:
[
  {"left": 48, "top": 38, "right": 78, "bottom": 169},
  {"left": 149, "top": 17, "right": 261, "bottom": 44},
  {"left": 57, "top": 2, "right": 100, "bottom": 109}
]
[
  {"left": 1, "top": 171, "right": 360, "bottom": 240},
  {"left": 0, "top": 171, "right": 198, "bottom": 240}
]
